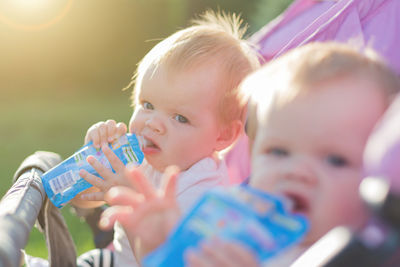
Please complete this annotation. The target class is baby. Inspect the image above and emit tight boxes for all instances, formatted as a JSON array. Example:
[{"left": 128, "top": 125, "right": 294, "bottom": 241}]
[
  {"left": 99, "top": 42, "right": 400, "bottom": 266},
  {"left": 72, "top": 10, "right": 259, "bottom": 267}
]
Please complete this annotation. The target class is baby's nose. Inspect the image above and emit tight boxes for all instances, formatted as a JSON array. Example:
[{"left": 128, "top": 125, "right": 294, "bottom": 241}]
[
  {"left": 145, "top": 116, "right": 165, "bottom": 134},
  {"left": 284, "top": 159, "right": 317, "bottom": 185}
]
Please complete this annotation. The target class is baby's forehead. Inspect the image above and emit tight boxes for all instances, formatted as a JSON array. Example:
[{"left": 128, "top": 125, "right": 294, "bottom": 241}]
[
  {"left": 253, "top": 72, "right": 385, "bottom": 111},
  {"left": 137, "top": 62, "right": 224, "bottom": 98},
  {"left": 143, "top": 61, "right": 227, "bottom": 91},
  {"left": 251, "top": 77, "right": 386, "bottom": 136}
]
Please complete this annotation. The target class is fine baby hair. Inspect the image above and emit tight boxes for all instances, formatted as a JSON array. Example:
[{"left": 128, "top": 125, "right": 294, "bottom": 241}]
[{"left": 126, "top": 10, "right": 261, "bottom": 126}]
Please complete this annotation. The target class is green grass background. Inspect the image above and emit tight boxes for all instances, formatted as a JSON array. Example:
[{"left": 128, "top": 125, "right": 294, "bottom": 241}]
[{"left": 0, "top": 88, "right": 132, "bottom": 259}]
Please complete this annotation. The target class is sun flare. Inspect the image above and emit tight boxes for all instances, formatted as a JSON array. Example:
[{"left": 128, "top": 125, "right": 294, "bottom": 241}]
[{"left": 0, "top": 0, "right": 73, "bottom": 31}]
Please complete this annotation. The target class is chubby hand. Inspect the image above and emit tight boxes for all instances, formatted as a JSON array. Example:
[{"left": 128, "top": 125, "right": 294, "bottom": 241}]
[
  {"left": 185, "top": 238, "right": 260, "bottom": 267},
  {"left": 79, "top": 144, "right": 131, "bottom": 202},
  {"left": 84, "top": 120, "right": 127, "bottom": 148},
  {"left": 99, "top": 165, "right": 181, "bottom": 259}
]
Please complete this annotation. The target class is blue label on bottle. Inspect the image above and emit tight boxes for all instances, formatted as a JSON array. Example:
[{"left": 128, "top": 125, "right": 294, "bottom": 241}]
[{"left": 41, "top": 133, "right": 144, "bottom": 208}]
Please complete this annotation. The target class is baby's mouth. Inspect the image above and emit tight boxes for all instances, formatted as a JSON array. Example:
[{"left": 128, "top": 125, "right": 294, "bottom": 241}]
[
  {"left": 283, "top": 192, "right": 310, "bottom": 216},
  {"left": 138, "top": 135, "right": 160, "bottom": 150}
]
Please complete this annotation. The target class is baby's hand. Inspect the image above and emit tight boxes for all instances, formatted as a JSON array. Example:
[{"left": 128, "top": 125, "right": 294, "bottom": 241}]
[
  {"left": 84, "top": 120, "right": 127, "bottom": 148},
  {"left": 185, "top": 238, "right": 260, "bottom": 267},
  {"left": 99, "top": 166, "right": 181, "bottom": 260},
  {"left": 79, "top": 144, "right": 131, "bottom": 202}
]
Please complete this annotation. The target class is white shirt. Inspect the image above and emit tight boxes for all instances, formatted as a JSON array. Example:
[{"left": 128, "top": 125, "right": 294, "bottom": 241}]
[{"left": 113, "top": 157, "right": 230, "bottom": 267}]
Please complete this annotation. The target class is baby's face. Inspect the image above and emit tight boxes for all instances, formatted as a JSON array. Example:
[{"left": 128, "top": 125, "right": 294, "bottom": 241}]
[
  {"left": 129, "top": 63, "right": 223, "bottom": 172},
  {"left": 250, "top": 77, "right": 387, "bottom": 245}
]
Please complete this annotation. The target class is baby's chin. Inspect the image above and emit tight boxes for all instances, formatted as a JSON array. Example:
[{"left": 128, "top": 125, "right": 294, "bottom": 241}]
[
  {"left": 145, "top": 158, "right": 168, "bottom": 172},
  {"left": 301, "top": 221, "right": 341, "bottom": 249},
  {"left": 145, "top": 158, "right": 189, "bottom": 173},
  {"left": 299, "top": 232, "right": 319, "bottom": 248}
]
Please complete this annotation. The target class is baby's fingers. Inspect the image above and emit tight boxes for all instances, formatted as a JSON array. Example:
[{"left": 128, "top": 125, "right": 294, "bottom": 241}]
[
  {"left": 221, "top": 243, "right": 259, "bottom": 266},
  {"left": 162, "top": 165, "right": 180, "bottom": 201},
  {"left": 85, "top": 124, "right": 102, "bottom": 148},
  {"left": 97, "top": 120, "right": 114, "bottom": 146},
  {"left": 185, "top": 250, "right": 212, "bottom": 267},
  {"left": 115, "top": 122, "right": 127, "bottom": 139},
  {"left": 86, "top": 156, "right": 115, "bottom": 183},
  {"left": 85, "top": 121, "right": 110, "bottom": 148},
  {"left": 99, "top": 205, "right": 134, "bottom": 230},
  {"left": 105, "top": 186, "right": 144, "bottom": 207},
  {"left": 198, "top": 241, "right": 237, "bottom": 267},
  {"left": 79, "top": 191, "right": 105, "bottom": 202},
  {"left": 125, "top": 167, "right": 157, "bottom": 199},
  {"left": 79, "top": 169, "right": 108, "bottom": 190},
  {"left": 198, "top": 239, "right": 259, "bottom": 267},
  {"left": 102, "top": 145, "right": 126, "bottom": 174},
  {"left": 105, "top": 120, "right": 118, "bottom": 142}
]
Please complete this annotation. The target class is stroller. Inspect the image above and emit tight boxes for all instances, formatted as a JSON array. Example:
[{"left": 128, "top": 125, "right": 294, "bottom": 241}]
[{"left": 0, "top": 150, "right": 114, "bottom": 267}]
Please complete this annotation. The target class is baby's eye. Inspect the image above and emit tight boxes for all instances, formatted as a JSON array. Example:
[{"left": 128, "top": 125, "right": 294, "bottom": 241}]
[
  {"left": 267, "top": 147, "right": 289, "bottom": 157},
  {"left": 174, "top": 114, "right": 189, "bottom": 124},
  {"left": 326, "top": 154, "right": 348, "bottom": 167},
  {"left": 142, "top": 101, "right": 154, "bottom": 110}
]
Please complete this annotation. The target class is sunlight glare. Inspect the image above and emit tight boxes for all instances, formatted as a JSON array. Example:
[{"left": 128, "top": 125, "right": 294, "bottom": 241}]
[
  {"left": 11, "top": 0, "right": 49, "bottom": 11},
  {"left": 0, "top": 0, "right": 73, "bottom": 31}
]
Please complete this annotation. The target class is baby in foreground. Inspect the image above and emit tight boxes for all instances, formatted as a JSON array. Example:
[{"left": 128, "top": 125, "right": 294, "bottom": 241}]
[{"left": 99, "top": 42, "right": 400, "bottom": 266}]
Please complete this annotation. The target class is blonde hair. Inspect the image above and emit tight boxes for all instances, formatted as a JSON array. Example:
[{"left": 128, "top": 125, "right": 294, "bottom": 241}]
[
  {"left": 241, "top": 42, "right": 400, "bottom": 140},
  {"left": 126, "top": 10, "right": 260, "bottom": 125}
]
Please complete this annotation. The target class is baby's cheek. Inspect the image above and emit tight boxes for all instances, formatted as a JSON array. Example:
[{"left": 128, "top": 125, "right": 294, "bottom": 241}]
[
  {"left": 128, "top": 113, "right": 140, "bottom": 133},
  {"left": 128, "top": 122, "right": 136, "bottom": 134},
  {"left": 248, "top": 172, "right": 271, "bottom": 192}
]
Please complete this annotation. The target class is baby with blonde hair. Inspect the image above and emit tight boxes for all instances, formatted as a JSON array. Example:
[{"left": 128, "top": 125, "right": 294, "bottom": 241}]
[{"left": 72, "top": 10, "right": 260, "bottom": 267}]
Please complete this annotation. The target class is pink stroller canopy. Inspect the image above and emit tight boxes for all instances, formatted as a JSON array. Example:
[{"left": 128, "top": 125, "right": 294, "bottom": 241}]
[{"left": 251, "top": 0, "right": 400, "bottom": 74}]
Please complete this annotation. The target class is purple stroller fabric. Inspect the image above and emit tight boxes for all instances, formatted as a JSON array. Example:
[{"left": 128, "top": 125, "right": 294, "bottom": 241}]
[
  {"left": 364, "top": 94, "right": 400, "bottom": 192},
  {"left": 225, "top": 0, "right": 400, "bottom": 184},
  {"left": 251, "top": 0, "right": 400, "bottom": 74}
]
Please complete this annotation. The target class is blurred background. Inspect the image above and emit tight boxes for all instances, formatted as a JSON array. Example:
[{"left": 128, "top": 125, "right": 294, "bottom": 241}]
[{"left": 0, "top": 0, "right": 291, "bottom": 259}]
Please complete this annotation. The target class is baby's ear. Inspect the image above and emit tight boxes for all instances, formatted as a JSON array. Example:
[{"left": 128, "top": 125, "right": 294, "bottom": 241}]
[{"left": 215, "top": 120, "right": 243, "bottom": 151}]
